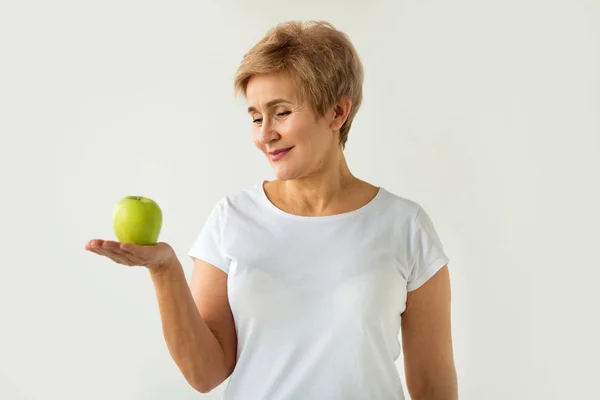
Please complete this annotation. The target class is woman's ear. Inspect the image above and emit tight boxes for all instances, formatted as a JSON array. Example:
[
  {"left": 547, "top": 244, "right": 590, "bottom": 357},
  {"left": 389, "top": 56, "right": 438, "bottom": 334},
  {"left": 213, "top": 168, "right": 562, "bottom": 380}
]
[{"left": 331, "top": 96, "right": 352, "bottom": 131}]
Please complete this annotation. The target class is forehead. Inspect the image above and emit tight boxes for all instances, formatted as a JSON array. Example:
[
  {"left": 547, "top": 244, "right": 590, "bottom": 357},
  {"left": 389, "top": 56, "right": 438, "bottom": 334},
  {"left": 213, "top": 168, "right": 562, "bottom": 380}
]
[{"left": 246, "top": 72, "right": 299, "bottom": 105}]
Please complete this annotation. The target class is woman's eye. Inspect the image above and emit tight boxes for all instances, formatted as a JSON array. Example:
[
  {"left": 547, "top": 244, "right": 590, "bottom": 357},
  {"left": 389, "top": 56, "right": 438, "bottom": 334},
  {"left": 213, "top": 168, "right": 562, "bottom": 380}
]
[
  {"left": 252, "top": 118, "right": 263, "bottom": 124},
  {"left": 276, "top": 111, "right": 291, "bottom": 117}
]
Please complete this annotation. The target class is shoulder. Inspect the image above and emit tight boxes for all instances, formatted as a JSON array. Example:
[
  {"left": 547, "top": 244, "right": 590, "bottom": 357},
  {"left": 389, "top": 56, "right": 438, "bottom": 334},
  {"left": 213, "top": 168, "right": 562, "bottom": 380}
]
[
  {"left": 213, "top": 182, "right": 266, "bottom": 217},
  {"left": 376, "top": 187, "right": 423, "bottom": 226}
]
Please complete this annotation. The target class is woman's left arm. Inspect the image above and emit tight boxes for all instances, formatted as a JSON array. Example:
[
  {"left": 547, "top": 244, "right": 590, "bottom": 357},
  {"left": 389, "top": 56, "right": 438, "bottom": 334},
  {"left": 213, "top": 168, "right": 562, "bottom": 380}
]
[{"left": 401, "top": 265, "right": 458, "bottom": 400}]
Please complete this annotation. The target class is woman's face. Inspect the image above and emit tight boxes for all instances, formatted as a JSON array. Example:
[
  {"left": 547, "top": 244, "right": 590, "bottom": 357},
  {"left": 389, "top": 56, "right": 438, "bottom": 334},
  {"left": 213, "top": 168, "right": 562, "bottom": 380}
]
[{"left": 245, "top": 72, "right": 340, "bottom": 181}]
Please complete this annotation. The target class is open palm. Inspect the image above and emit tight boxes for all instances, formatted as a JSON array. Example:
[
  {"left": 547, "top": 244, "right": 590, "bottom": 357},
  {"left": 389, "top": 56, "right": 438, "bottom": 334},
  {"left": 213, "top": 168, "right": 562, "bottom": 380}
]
[{"left": 85, "top": 239, "right": 176, "bottom": 270}]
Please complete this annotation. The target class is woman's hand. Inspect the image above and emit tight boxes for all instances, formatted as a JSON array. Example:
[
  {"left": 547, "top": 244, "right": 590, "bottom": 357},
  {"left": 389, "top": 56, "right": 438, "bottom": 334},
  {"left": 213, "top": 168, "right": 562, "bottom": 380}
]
[{"left": 85, "top": 239, "right": 177, "bottom": 271}]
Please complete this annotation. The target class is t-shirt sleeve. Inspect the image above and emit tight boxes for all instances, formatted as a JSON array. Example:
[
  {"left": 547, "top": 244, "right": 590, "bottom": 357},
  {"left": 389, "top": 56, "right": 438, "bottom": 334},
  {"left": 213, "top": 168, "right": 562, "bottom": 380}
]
[
  {"left": 188, "top": 199, "right": 230, "bottom": 274},
  {"left": 406, "top": 205, "right": 450, "bottom": 292}
]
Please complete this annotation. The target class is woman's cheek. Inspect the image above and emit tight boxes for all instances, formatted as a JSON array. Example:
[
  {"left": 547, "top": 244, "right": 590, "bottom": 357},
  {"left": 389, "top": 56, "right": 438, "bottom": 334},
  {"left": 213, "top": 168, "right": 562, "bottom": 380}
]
[
  {"left": 252, "top": 131, "right": 265, "bottom": 151},
  {"left": 280, "top": 115, "right": 303, "bottom": 139}
]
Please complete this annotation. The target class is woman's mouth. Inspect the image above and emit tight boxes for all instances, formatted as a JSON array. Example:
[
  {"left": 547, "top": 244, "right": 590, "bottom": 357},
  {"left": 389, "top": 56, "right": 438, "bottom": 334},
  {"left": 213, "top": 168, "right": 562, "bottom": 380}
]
[{"left": 268, "top": 147, "right": 294, "bottom": 162}]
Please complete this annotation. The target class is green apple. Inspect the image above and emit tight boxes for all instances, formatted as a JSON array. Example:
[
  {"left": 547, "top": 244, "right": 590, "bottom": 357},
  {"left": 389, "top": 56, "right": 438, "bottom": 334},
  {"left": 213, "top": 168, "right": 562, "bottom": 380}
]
[{"left": 112, "top": 196, "right": 162, "bottom": 245}]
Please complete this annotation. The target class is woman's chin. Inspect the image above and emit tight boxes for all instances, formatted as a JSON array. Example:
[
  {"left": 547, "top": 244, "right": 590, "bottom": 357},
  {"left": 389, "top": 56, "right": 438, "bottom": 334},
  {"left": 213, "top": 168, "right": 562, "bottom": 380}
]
[
  {"left": 273, "top": 166, "right": 299, "bottom": 181},
  {"left": 274, "top": 172, "right": 294, "bottom": 181}
]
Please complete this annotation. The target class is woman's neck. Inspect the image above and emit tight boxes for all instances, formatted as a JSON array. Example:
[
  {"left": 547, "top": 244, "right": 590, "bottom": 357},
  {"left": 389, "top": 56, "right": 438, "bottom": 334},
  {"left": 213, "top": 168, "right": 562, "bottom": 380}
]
[{"left": 270, "top": 153, "right": 364, "bottom": 216}]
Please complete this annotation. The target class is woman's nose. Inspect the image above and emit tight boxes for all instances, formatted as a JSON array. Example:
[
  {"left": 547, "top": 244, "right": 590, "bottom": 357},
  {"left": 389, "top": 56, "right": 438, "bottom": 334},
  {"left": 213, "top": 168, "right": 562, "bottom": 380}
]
[{"left": 259, "top": 120, "right": 279, "bottom": 144}]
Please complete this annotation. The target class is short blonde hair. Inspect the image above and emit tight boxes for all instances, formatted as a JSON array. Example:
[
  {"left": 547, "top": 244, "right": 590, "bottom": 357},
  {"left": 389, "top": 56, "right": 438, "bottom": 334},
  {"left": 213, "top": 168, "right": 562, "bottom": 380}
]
[{"left": 234, "top": 21, "right": 364, "bottom": 149}]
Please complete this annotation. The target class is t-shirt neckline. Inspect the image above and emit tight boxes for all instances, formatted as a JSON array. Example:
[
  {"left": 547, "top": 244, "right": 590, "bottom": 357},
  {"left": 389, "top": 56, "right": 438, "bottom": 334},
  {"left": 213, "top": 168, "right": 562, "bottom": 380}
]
[{"left": 258, "top": 180, "right": 385, "bottom": 221}]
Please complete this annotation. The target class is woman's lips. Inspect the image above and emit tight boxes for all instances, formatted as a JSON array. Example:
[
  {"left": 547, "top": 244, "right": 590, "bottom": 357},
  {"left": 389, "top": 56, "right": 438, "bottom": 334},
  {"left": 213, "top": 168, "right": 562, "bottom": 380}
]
[{"left": 268, "top": 147, "right": 294, "bottom": 161}]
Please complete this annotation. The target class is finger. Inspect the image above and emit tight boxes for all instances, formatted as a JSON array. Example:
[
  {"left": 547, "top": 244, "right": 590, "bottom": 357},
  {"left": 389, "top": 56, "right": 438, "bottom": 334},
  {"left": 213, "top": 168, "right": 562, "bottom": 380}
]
[
  {"left": 108, "top": 243, "right": 145, "bottom": 267},
  {"left": 87, "top": 247, "right": 103, "bottom": 256},
  {"left": 120, "top": 242, "right": 151, "bottom": 256},
  {"left": 101, "top": 241, "right": 134, "bottom": 260},
  {"left": 111, "top": 247, "right": 131, "bottom": 257},
  {"left": 93, "top": 246, "right": 114, "bottom": 259},
  {"left": 111, "top": 247, "right": 134, "bottom": 261},
  {"left": 109, "top": 244, "right": 138, "bottom": 264},
  {"left": 85, "top": 239, "right": 104, "bottom": 251},
  {"left": 84, "top": 240, "right": 131, "bottom": 265},
  {"left": 86, "top": 239, "right": 126, "bottom": 259},
  {"left": 101, "top": 240, "right": 122, "bottom": 251},
  {"left": 120, "top": 242, "right": 136, "bottom": 252},
  {"left": 93, "top": 246, "right": 133, "bottom": 266},
  {"left": 120, "top": 242, "right": 154, "bottom": 262}
]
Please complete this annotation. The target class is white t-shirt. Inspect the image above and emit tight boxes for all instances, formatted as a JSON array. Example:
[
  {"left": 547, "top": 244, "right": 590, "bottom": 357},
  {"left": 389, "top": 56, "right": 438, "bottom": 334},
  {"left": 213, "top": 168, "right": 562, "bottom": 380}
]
[{"left": 188, "top": 182, "right": 450, "bottom": 400}]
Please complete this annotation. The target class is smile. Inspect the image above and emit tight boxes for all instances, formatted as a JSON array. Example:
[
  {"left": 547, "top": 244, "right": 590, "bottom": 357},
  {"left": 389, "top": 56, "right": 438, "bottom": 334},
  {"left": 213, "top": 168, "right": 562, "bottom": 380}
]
[{"left": 268, "top": 147, "right": 294, "bottom": 161}]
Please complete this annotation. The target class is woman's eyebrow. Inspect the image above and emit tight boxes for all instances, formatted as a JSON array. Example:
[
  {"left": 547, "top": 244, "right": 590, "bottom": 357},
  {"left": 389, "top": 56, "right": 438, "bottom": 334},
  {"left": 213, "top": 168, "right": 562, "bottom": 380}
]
[{"left": 247, "top": 99, "right": 292, "bottom": 113}]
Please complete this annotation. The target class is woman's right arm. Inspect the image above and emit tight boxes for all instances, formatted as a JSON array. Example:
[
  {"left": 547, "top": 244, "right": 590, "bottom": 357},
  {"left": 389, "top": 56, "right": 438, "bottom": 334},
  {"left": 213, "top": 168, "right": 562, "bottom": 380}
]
[
  {"left": 150, "top": 257, "right": 237, "bottom": 393},
  {"left": 85, "top": 239, "right": 237, "bottom": 394}
]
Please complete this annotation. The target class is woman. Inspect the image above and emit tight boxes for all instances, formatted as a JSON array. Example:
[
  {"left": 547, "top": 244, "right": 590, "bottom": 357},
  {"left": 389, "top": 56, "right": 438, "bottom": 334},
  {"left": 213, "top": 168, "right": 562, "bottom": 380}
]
[{"left": 85, "top": 21, "right": 458, "bottom": 399}]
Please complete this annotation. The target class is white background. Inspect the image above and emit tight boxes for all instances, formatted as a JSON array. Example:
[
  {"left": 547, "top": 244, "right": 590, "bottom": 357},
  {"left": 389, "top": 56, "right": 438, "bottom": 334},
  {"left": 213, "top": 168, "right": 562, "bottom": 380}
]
[{"left": 1, "top": 0, "right": 599, "bottom": 399}]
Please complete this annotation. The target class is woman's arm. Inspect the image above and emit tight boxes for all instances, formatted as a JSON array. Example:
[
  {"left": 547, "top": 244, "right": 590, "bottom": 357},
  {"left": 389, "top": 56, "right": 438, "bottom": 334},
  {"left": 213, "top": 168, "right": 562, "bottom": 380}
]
[
  {"left": 85, "top": 240, "right": 236, "bottom": 393},
  {"left": 401, "top": 265, "right": 458, "bottom": 400},
  {"left": 150, "top": 257, "right": 237, "bottom": 393}
]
